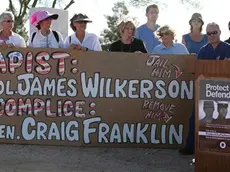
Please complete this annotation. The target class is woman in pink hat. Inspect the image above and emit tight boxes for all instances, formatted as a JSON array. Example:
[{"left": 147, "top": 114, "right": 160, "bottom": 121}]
[
  {"left": 0, "top": 11, "right": 26, "bottom": 48},
  {"left": 29, "top": 10, "right": 64, "bottom": 48},
  {"left": 64, "top": 13, "right": 101, "bottom": 51}
]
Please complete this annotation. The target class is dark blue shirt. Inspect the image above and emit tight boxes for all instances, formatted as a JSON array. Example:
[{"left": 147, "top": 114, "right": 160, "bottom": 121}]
[{"left": 198, "top": 41, "right": 230, "bottom": 60}]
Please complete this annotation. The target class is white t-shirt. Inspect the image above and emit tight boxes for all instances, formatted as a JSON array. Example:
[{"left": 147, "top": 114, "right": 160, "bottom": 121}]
[
  {"left": 28, "top": 30, "right": 64, "bottom": 48},
  {"left": 0, "top": 32, "right": 26, "bottom": 47},
  {"left": 64, "top": 32, "right": 102, "bottom": 51}
]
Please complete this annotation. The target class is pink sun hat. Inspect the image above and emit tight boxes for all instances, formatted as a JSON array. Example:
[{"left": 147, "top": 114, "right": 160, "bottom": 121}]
[{"left": 30, "top": 10, "right": 59, "bottom": 27}]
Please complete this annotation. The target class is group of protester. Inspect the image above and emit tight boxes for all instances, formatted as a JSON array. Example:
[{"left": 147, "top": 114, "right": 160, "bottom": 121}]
[
  {"left": 0, "top": 3, "right": 230, "bottom": 158},
  {"left": 0, "top": 5, "right": 229, "bottom": 59}
]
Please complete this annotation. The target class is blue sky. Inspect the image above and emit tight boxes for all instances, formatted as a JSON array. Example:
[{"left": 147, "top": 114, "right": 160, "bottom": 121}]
[{"left": 1, "top": 0, "right": 230, "bottom": 41}]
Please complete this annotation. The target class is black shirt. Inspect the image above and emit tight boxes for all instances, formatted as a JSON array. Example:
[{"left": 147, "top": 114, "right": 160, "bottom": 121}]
[{"left": 109, "top": 38, "right": 147, "bottom": 53}]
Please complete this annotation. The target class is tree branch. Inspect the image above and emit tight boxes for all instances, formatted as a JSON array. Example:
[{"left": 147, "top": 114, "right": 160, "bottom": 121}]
[
  {"left": 31, "top": 0, "right": 39, "bottom": 8},
  {"left": 52, "top": 0, "right": 58, "bottom": 8},
  {"left": 21, "top": 0, "right": 29, "bottom": 18},
  {"left": 8, "top": 0, "right": 16, "bottom": 17},
  {"left": 64, "top": 0, "right": 75, "bottom": 10},
  {"left": 18, "top": 0, "right": 23, "bottom": 16}
]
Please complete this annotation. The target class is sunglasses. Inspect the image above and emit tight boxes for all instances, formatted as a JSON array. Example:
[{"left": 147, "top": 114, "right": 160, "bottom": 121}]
[
  {"left": 4, "top": 20, "right": 14, "bottom": 23},
  {"left": 207, "top": 31, "right": 218, "bottom": 36}
]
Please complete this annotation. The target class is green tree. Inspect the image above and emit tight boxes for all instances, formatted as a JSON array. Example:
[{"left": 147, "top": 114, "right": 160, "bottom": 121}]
[
  {"left": 100, "top": 1, "right": 138, "bottom": 51},
  {"left": 7, "top": 0, "right": 75, "bottom": 41}
]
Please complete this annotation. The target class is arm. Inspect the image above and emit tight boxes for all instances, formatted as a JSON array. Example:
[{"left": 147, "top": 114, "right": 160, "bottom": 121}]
[
  {"left": 134, "top": 28, "right": 139, "bottom": 39},
  {"left": 152, "top": 47, "right": 159, "bottom": 54},
  {"left": 109, "top": 43, "right": 115, "bottom": 52},
  {"left": 12, "top": 35, "right": 26, "bottom": 48},
  {"left": 140, "top": 41, "right": 148, "bottom": 53},
  {"left": 57, "top": 32, "right": 64, "bottom": 48},
  {"left": 17, "top": 35, "right": 26, "bottom": 47},
  {"left": 63, "top": 36, "right": 71, "bottom": 48},
  {"left": 181, "top": 44, "right": 189, "bottom": 54},
  {"left": 197, "top": 47, "right": 204, "bottom": 59},
  {"left": 28, "top": 33, "right": 33, "bottom": 48},
  {"left": 92, "top": 36, "right": 102, "bottom": 51},
  {"left": 182, "top": 37, "right": 186, "bottom": 46}
]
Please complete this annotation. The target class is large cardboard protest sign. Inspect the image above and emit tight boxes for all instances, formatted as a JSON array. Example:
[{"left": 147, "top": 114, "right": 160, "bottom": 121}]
[
  {"left": 198, "top": 77, "right": 230, "bottom": 153},
  {"left": 0, "top": 48, "right": 194, "bottom": 147}
]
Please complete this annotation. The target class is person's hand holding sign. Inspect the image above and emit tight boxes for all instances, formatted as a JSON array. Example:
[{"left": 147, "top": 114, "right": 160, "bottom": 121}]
[
  {"left": 70, "top": 44, "right": 78, "bottom": 49},
  {"left": 7, "top": 43, "right": 15, "bottom": 48},
  {"left": 71, "top": 44, "right": 88, "bottom": 51},
  {"left": 0, "top": 41, "right": 8, "bottom": 49}
]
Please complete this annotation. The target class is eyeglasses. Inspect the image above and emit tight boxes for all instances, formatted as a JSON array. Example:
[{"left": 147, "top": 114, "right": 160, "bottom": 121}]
[
  {"left": 207, "top": 31, "right": 218, "bottom": 36},
  {"left": 4, "top": 20, "right": 14, "bottom": 23}
]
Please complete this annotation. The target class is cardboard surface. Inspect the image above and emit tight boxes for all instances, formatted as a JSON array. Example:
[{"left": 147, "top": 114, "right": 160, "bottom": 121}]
[{"left": 0, "top": 48, "right": 195, "bottom": 147}]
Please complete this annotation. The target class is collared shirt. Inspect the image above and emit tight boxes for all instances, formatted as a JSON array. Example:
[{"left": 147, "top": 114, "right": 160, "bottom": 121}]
[
  {"left": 197, "top": 41, "right": 230, "bottom": 60},
  {"left": 64, "top": 32, "right": 102, "bottom": 51},
  {"left": 135, "top": 24, "right": 161, "bottom": 53},
  {"left": 152, "top": 43, "right": 189, "bottom": 54}
]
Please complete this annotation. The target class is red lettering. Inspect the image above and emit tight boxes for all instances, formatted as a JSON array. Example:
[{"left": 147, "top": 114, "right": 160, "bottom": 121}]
[
  {"left": 35, "top": 52, "right": 51, "bottom": 75},
  {"left": 5, "top": 99, "right": 16, "bottom": 116},
  {"left": 18, "top": 98, "right": 32, "bottom": 116},
  {"left": 46, "top": 99, "right": 56, "bottom": 117},
  {"left": 34, "top": 98, "right": 45, "bottom": 115},
  {"left": 0, "top": 98, "right": 5, "bottom": 116},
  {"left": 52, "top": 52, "right": 70, "bottom": 76},
  {"left": 63, "top": 100, "right": 73, "bottom": 116},
  {"left": 0, "top": 52, "right": 6, "bottom": 74},
  {"left": 26, "top": 52, "right": 33, "bottom": 73},
  {"left": 8, "top": 51, "right": 23, "bottom": 74}
]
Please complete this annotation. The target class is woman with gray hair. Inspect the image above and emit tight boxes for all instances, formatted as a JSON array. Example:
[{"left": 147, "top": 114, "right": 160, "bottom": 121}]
[{"left": 0, "top": 11, "right": 26, "bottom": 48}]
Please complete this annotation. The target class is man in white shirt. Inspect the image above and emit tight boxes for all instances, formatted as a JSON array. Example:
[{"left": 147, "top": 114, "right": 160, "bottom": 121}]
[{"left": 64, "top": 13, "right": 102, "bottom": 51}]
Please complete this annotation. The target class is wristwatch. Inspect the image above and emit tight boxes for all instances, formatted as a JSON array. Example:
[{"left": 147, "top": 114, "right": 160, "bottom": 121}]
[{"left": 86, "top": 47, "right": 89, "bottom": 51}]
